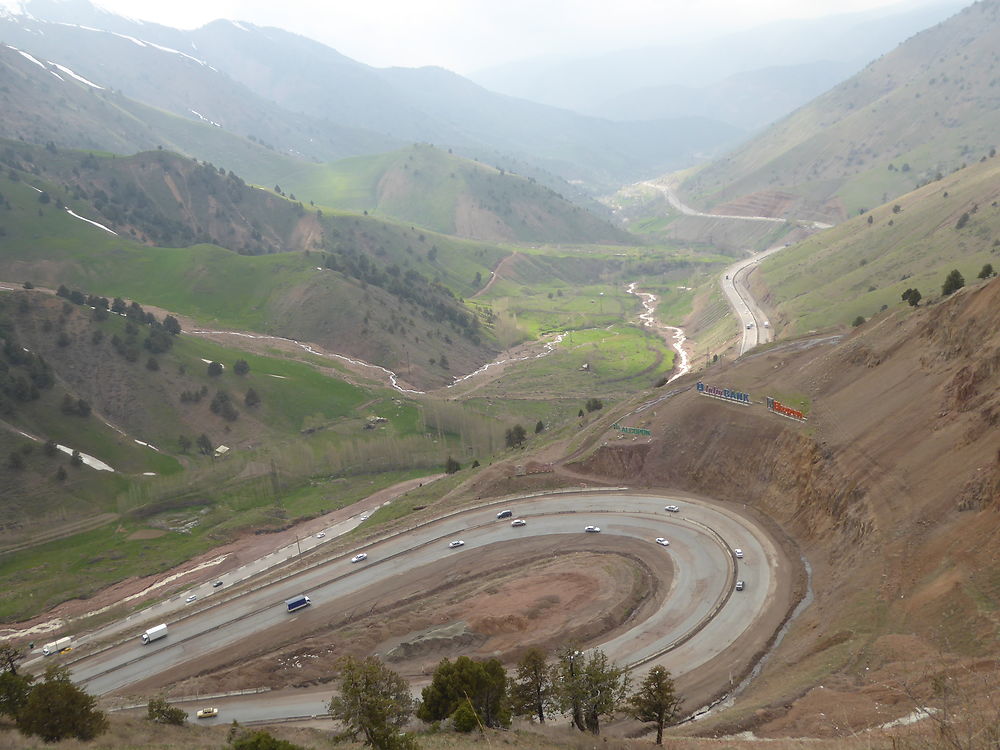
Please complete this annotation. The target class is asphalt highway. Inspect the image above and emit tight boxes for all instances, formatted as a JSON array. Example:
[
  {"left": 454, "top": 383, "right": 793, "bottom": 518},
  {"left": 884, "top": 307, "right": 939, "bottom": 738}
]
[
  {"left": 71, "top": 492, "right": 786, "bottom": 724},
  {"left": 722, "top": 243, "right": 792, "bottom": 355}
]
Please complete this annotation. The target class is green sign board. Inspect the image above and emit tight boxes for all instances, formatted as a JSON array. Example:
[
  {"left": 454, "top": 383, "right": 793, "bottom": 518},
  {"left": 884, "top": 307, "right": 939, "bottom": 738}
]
[{"left": 611, "top": 423, "right": 652, "bottom": 436}]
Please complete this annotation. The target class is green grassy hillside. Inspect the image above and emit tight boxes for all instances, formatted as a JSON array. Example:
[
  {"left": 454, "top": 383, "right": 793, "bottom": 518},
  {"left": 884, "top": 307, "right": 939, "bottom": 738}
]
[
  {"left": 269, "top": 144, "right": 633, "bottom": 244},
  {"left": 758, "top": 156, "right": 1000, "bottom": 333},
  {"left": 681, "top": 0, "right": 1000, "bottom": 222},
  {"left": 0, "top": 154, "right": 509, "bottom": 386},
  {"left": 0, "top": 288, "right": 474, "bottom": 620}
]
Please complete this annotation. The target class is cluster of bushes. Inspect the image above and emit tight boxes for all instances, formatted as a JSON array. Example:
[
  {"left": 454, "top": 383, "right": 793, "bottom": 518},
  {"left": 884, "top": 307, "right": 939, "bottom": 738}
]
[
  {"left": 210, "top": 390, "right": 239, "bottom": 422},
  {"left": 0, "top": 309, "right": 54, "bottom": 413},
  {"left": 180, "top": 385, "right": 209, "bottom": 403},
  {"left": 328, "top": 647, "right": 683, "bottom": 749},
  {"left": 323, "top": 248, "right": 480, "bottom": 344},
  {"left": 53, "top": 285, "right": 181, "bottom": 363}
]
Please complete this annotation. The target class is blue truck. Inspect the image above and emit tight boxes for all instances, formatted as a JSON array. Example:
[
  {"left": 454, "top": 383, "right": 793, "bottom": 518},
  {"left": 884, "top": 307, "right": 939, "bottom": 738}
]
[{"left": 285, "top": 594, "right": 311, "bottom": 612}]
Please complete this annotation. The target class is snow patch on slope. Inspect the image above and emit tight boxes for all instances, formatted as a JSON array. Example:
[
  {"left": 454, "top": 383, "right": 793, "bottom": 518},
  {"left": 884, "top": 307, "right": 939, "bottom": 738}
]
[{"left": 51, "top": 61, "right": 103, "bottom": 88}]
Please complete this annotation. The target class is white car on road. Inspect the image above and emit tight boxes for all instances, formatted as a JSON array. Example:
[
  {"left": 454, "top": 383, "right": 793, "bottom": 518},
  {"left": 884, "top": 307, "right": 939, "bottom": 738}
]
[
  {"left": 734, "top": 548, "right": 744, "bottom": 559},
  {"left": 664, "top": 505, "right": 680, "bottom": 513},
  {"left": 511, "top": 519, "right": 526, "bottom": 527},
  {"left": 185, "top": 595, "right": 197, "bottom": 603},
  {"left": 448, "top": 540, "right": 465, "bottom": 548},
  {"left": 655, "top": 537, "right": 670, "bottom": 546},
  {"left": 584, "top": 525, "right": 601, "bottom": 533},
  {"left": 351, "top": 553, "right": 368, "bottom": 563}
]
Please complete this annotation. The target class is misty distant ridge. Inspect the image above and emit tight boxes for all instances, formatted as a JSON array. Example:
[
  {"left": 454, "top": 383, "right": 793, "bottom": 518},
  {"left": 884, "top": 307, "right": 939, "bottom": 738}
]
[
  {"left": 0, "top": 0, "right": 745, "bottom": 190},
  {"left": 471, "top": 0, "right": 969, "bottom": 130},
  {"left": 592, "top": 60, "right": 859, "bottom": 131},
  {"left": 0, "top": 0, "right": 977, "bottom": 195}
]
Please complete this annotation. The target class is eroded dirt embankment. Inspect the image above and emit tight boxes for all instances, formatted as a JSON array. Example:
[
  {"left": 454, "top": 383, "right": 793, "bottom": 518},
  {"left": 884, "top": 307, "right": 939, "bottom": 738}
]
[
  {"left": 573, "top": 408, "right": 873, "bottom": 548},
  {"left": 561, "top": 279, "right": 1000, "bottom": 737}
]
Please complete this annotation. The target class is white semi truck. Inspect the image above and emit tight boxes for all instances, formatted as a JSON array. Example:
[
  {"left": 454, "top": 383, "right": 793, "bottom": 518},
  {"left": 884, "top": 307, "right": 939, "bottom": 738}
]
[
  {"left": 41, "top": 636, "right": 72, "bottom": 656},
  {"left": 141, "top": 623, "right": 168, "bottom": 644}
]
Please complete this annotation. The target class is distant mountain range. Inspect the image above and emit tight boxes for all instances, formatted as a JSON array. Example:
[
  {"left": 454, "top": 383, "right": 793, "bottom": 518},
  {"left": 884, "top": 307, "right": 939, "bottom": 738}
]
[
  {"left": 678, "top": 0, "right": 1000, "bottom": 222},
  {"left": 472, "top": 0, "right": 969, "bottom": 130},
  {"left": 0, "top": 0, "right": 743, "bottom": 191}
]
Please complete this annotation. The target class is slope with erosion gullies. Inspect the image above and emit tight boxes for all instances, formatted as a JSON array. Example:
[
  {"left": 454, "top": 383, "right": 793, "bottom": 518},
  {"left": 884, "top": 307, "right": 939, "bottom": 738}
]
[
  {"left": 296, "top": 144, "right": 632, "bottom": 244},
  {"left": 0, "top": 160, "right": 501, "bottom": 388},
  {"left": 681, "top": 0, "right": 1000, "bottom": 222},
  {"left": 0, "top": 142, "right": 319, "bottom": 255},
  {"left": 754, "top": 155, "right": 1000, "bottom": 335},
  {"left": 571, "top": 278, "right": 999, "bottom": 732},
  {"left": 0, "top": 139, "right": 509, "bottom": 295}
]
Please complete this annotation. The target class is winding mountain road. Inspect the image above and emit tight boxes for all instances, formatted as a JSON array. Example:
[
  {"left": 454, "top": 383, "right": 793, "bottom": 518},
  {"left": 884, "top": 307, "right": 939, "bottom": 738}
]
[
  {"left": 641, "top": 179, "right": 830, "bottom": 354},
  {"left": 65, "top": 492, "right": 792, "bottom": 723}
]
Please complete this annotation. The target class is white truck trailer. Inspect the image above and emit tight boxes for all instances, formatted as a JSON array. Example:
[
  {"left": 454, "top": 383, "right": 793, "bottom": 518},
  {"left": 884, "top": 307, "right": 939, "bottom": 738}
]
[
  {"left": 41, "top": 636, "right": 72, "bottom": 656},
  {"left": 141, "top": 623, "right": 168, "bottom": 644}
]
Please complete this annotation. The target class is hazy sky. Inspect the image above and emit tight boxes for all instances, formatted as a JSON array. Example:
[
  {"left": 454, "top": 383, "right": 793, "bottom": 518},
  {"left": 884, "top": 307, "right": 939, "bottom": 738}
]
[{"left": 6, "top": 0, "right": 927, "bottom": 72}]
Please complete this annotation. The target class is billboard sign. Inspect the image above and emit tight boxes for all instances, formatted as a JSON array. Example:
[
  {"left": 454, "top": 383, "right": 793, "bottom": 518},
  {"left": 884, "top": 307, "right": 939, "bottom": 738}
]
[
  {"left": 696, "top": 381, "right": 751, "bottom": 405},
  {"left": 766, "top": 397, "right": 807, "bottom": 421},
  {"left": 611, "top": 423, "right": 652, "bottom": 436}
]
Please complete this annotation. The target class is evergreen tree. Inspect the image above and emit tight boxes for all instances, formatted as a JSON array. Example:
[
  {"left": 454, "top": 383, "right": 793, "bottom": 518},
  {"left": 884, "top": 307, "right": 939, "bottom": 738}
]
[
  {"left": 16, "top": 665, "right": 108, "bottom": 742},
  {"left": 509, "top": 647, "right": 553, "bottom": 723},
  {"left": 0, "top": 672, "right": 33, "bottom": 719},
  {"left": 163, "top": 315, "right": 182, "bottom": 335},
  {"left": 146, "top": 695, "right": 187, "bottom": 725},
  {"left": 196, "top": 433, "right": 213, "bottom": 455},
  {"left": 328, "top": 656, "right": 416, "bottom": 750},
  {"left": 553, "top": 648, "right": 628, "bottom": 735},
  {"left": 504, "top": 424, "right": 527, "bottom": 448},
  {"left": 942, "top": 269, "right": 965, "bottom": 295},
  {"left": 417, "top": 656, "right": 509, "bottom": 729},
  {"left": 628, "top": 666, "right": 682, "bottom": 745}
]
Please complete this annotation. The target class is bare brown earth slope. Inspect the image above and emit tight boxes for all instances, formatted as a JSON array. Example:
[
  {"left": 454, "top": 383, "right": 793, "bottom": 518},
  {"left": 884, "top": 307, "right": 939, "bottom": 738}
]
[{"left": 569, "top": 277, "right": 1000, "bottom": 736}]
